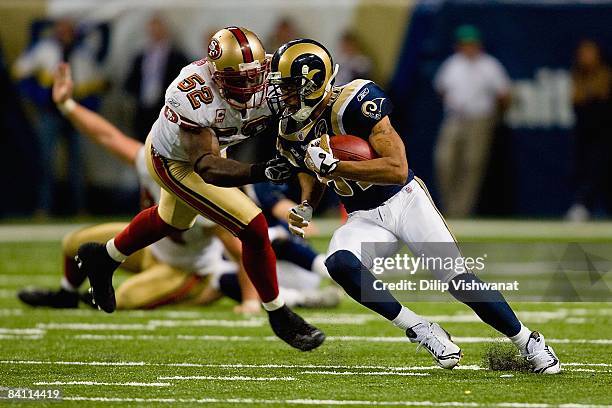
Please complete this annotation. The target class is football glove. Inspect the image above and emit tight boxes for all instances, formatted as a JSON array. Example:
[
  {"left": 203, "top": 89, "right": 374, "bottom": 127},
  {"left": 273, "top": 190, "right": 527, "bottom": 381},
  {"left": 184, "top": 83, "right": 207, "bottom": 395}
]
[
  {"left": 265, "top": 156, "right": 294, "bottom": 184},
  {"left": 287, "top": 200, "right": 313, "bottom": 238},
  {"left": 252, "top": 156, "right": 295, "bottom": 184},
  {"left": 305, "top": 134, "right": 339, "bottom": 176}
]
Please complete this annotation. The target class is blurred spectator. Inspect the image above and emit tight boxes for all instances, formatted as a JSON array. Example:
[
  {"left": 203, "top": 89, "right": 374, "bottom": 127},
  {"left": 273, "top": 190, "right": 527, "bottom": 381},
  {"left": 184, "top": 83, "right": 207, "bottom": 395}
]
[
  {"left": 566, "top": 40, "right": 612, "bottom": 222},
  {"left": 334, "top": 31, "right": 372, "bottom": 86},
  {"left": 267, "top": 18, "right": 299, "bottom": 52},
  {"left": 125, "top": 15, "right": 188, "bottom": 141},
  {"left": 433, "top": 25, "right": 510, "bottom": 217},
  {"left": 12, "top": 18, "right": 109, "bottom": 216}
]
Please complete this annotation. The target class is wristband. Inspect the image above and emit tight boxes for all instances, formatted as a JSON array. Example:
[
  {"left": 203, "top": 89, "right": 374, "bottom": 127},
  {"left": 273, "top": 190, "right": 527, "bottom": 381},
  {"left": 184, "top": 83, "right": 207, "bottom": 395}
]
[{"left": 57, "top": 98, "right": 77, "bottom": 115}]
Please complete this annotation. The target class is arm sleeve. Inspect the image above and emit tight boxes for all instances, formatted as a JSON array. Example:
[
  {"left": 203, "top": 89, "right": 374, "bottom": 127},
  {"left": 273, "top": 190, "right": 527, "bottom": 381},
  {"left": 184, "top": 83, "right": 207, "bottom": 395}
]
[{"left": 339, "top": 81, "right": 394, "bottom": 139}]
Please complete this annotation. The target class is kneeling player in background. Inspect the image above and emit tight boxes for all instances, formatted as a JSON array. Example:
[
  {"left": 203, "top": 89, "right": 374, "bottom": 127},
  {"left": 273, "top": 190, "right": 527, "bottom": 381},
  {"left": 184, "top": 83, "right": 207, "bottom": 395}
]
[
  {"left": 269, "top": 39, "right": 560, "bottom": 373},
  {"left": 18, "top": 63, "right": 338, "bottom": 311}
]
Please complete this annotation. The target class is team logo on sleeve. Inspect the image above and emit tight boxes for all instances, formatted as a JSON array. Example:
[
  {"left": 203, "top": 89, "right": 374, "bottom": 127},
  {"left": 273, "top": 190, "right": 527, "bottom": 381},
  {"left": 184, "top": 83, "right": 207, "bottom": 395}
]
[
  {"left": 208, "top": 39, "right": 222, "bottom": 60},
  {"left": 164, "top": 106, "right": 178, "bottom": 123},
  {"left": 361, "top": 98, "right": 386, "bottom": 120}
]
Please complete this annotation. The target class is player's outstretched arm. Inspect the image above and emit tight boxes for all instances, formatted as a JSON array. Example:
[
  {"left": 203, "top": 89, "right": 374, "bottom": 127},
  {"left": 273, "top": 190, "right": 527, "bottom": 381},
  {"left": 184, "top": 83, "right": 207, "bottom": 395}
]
[
  {"left": 182, "top": 127, "right": 261, "bottom": 187},
  {"left": 297, "top": 172, "right": 326, "bottom": 210},
  {"left": 286, "top": 173, "right": 326, "bottom": 238},
  {"left": 52, "top": 63, "right": 142, "bottom": 166},
  {"left": 333, "top": 116, "right": 409, "bottom": 185}
]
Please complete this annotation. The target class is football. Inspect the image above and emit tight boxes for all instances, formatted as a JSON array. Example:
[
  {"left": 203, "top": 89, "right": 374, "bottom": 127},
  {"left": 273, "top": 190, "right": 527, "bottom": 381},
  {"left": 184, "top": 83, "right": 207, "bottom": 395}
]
[{"left": 330, "top": 134, "right": 378, "bottom": 161}]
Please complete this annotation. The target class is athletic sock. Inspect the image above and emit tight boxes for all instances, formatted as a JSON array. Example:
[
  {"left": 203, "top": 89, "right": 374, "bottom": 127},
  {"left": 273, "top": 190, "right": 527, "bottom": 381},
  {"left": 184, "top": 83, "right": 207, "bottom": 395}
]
[
  {"left": 262, "top": 295, "right": 285, "bottom": 311},
  {"left": 238, "top": 213, "right": 282, "bottom": 304},
  {"left": 509, "top": 323, "right": 532, "bottom": 354},
  {"left": 449, "top": 273, "right": 522, "bottom": 337},
  {"left": 106, "top": 239, "right": 128, "bottom": 263},
  {"left": 392, "top": 306, "right": 427, "bottom": 330},
  {"left": 62, "top": 254, "right": 86, "bottom": 290},
  {"left": 325, "top": 250, "right": 402, "bottom": 321},
  {"left": 112, "top": 205, "right": 183, "bottom": 256}
]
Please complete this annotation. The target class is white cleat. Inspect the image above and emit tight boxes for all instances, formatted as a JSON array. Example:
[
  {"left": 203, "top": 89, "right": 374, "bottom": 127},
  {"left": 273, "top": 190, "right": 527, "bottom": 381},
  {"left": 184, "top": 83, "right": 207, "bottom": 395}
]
[
  {"left": 406, "top": 322, "right": 462, "bottom": 369},
  {"left": 524, "top": 331, "right": 561, "bottom": 374}
]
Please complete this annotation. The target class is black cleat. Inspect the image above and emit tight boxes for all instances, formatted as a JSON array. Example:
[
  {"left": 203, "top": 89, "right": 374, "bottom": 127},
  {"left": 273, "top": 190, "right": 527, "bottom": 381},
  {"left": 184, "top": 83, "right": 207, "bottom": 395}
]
[
  {"left": 18, "top": 287, "right": 79, "bottom": 308},
  {"left": 76, "top": 243, "right": 120, "bottom": 313},
  {"left": 79, "top": 290, "right": 97, "bottom": 309},
  {"left": 267, "top": 305, "right": 325, "bottom": 351}
]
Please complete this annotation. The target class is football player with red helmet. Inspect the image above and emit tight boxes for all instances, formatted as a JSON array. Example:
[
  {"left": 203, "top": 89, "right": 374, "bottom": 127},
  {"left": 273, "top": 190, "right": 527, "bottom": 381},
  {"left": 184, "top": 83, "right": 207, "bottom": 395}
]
[{"left": 73, "top": 27, "right": 324, "bottom": 351}]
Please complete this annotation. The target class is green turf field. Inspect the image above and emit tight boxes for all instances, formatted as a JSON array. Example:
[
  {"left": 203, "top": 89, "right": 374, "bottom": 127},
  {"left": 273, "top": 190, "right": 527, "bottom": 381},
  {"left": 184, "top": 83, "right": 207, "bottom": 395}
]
[{"left": 0, "top": 221, "right": 611, "bottom": 407}]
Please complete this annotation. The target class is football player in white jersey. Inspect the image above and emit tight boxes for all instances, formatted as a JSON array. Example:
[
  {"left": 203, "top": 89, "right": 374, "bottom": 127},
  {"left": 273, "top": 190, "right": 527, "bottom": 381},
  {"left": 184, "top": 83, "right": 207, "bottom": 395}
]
[
  {"left": 73, "top": 27, "right": 324, "bottom": 351},
  {"left": 19, "top": 62, "right": 337, "bottom": 312},
  {"left": 268, "top": 39, "right": 560, "bottom": 373}
]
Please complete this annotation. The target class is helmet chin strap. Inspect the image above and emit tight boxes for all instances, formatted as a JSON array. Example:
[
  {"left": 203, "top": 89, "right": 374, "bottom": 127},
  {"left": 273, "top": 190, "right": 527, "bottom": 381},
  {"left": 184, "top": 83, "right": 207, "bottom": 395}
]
[{"left": 291, "top": 64, "right": 339, "bottom": 122}]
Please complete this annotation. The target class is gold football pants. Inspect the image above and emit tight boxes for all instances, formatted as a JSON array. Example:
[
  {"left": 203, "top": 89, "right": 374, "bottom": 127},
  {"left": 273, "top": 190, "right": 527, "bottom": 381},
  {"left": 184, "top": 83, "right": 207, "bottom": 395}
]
[
  {"left": 145, "top": 137, "right": 261, "bottom": 235},
  {"left": 62, "top": 223, "right": 207, "bottom": 309}
]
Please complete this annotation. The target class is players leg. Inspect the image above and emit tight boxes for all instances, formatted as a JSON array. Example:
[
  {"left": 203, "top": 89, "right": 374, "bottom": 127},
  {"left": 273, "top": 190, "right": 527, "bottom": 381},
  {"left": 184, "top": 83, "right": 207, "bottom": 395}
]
[
  {"left": 325, "top": 213, "right": 422, "bottom": 325},
  {"left": 144, "top": 143, "right": 324, "bottom": 351},
  {"left": 326, "top": 206, "right": 462, "bottom": 368},
  {"left": 18, "top": 222, "right": 147, "bottom": 309},
  {"left": 396, "top": 177, "right": 560, "bottom": 373},
  {"left": 115, "top": 263, "right": 207, "bottom": 310}
]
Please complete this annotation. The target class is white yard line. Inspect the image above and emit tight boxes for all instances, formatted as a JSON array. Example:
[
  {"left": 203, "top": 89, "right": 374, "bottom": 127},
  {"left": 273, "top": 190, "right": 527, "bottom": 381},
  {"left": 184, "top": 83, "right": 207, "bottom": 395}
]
[
  {"left": 0, "top": 334, "right": 42, "bottom": 340},
  {"left": 158, "top": 375, "right": 295, "bottom": 381},
  {"left": 300, "top": 371, "right": 430, "bottom": 377},
  {"left": 3, "top": 395, "right": 606, "bottom": 407},
  {"left": 67, "top": 333, "right": 612, "bottom": 345},
  {"left": 0, "top": 328, "right": 44, "bottom": 335},
  {"left": 34, "top": 381, "right": 172, "bottom": 387},
  {"left": 2, "top": 360, "right": 611, "bottom": 374}
]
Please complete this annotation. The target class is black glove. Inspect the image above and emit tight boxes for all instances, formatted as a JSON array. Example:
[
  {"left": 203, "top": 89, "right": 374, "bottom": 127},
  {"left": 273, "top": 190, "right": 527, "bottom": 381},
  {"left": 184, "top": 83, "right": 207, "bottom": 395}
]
[{"left": 250, "top": 156, "right": 295, "bottom": 184}]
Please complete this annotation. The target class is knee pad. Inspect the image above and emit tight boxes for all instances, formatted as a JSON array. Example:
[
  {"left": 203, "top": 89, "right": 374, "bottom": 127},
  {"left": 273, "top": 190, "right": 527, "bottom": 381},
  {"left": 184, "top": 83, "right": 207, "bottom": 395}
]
[
  {"left": 325, "top": 250, "right": 362, "bottom": 280},
  {"left": 237, "top": 213, "right": 269, "bottom": 250}
]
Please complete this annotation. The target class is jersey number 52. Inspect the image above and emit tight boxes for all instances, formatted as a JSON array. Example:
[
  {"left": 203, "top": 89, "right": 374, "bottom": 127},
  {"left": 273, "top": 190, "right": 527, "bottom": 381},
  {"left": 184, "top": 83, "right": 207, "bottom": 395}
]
[{"left": 177, "top": 73, "right": 213, "bottom": 109}]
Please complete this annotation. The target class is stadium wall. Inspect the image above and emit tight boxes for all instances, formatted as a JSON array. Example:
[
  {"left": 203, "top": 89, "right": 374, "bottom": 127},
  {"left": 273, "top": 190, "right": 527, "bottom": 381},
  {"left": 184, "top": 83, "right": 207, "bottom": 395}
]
[{"left": 390, "top": 0, "right": 612, "bottom": 216}]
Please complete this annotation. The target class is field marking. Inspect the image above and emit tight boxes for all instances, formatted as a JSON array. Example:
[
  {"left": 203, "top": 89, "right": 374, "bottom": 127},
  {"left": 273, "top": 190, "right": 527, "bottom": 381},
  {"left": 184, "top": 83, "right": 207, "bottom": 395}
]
[
  {"left": 34, "top": 381, "right": 172, "bottom": 387},
  {"left": 0, "top": 291, "right": 17, "bottom": 299},
  {"left": 300, "top": 371, "right": 430, "bottom": 377},
  {"left": 2, "top": 360, "right": 611, "bottom": 375},
  {"left": 6, "top": 395, "right": 607, "bottom": 407},
  {"left": 69, "top": 333, "right": 612, "bottom": 345},
  {"left": 158, "top": 375, "right": 295, "bottom": 381},
  {"left": 0, "top": 328, "right": 44, "bottom": 335},
  {"left": 0, "top": 334, "right": 43, "bottom": 340}
]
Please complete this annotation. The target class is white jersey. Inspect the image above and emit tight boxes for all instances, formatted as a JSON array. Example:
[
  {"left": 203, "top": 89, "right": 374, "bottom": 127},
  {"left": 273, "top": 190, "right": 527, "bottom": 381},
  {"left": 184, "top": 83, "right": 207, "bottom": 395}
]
[
  {"left": 151, "top": 59, "right": 272, "bottom": 161},
  {"left": 134, "top": 147, "right": 232, "bottom": 276}
]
